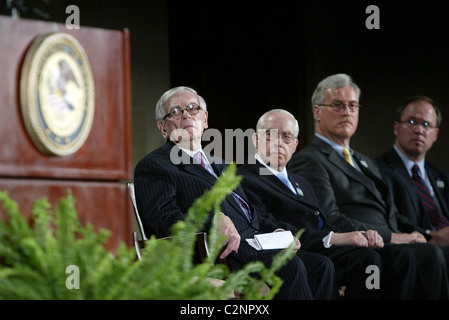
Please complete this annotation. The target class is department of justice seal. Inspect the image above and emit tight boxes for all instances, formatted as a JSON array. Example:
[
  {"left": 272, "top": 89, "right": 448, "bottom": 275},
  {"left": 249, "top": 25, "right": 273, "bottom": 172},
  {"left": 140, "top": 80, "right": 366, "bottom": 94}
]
[{"left": 20, "top": 32, "right": 95, "bottom": 156}]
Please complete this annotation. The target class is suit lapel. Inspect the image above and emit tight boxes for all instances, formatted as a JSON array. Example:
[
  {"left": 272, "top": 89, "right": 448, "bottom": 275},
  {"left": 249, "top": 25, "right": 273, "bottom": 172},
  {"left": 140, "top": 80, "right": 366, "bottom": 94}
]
[
  {"left": 161, "top": 141, "right": 251, "bottom": 221},
  {"left": 313, "top": 138, "right": 381, "bottom": 199},
  {"left": 254, "top": 161, "right": 319, "bottom": 210},
  {"left": 184, "top": 163, "right": 218, "bottom": 185},
  {"left": 383, "top": 148, "right": 422, "bottom": 214},
  {"left": 260, "top": 169, "right": 298, "bottom": 200},
  {"left": 162, "top": 141, "right": 219, "bottom": 186},
  {"left": 313, "top": 137, "right": 389, "bottom": 206},
  {"left": 426, "top": 165, "right": 449, "bottom": 219}
]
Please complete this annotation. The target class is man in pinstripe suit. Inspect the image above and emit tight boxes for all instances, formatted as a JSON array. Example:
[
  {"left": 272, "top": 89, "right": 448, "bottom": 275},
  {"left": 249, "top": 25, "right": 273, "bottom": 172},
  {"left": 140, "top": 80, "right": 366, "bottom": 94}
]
[{"left": 134, "top": 86, "right": 339, "bottom": 299}]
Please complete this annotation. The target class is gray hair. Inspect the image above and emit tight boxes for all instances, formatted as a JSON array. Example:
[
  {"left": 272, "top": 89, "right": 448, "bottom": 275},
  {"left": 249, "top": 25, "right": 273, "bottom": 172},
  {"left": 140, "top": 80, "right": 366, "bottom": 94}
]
[
  {"left": 155, "top": 86, "right": 207, "bottom": 121},
  {"left": 256, "top": 108, "right": 300, "bottom": 138},
  {"left": 311, "top": 73, "right": 361, "bottom": 108}
]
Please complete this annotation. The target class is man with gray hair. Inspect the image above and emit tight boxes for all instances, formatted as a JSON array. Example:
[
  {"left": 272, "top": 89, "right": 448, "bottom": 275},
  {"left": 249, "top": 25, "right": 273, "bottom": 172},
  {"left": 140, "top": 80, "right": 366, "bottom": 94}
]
[
  {"left": 288, "top": 73, "right": 449, "bottom": 299},
  {"left": 134, "top": 86, "right": 340, "bottom": 299}
]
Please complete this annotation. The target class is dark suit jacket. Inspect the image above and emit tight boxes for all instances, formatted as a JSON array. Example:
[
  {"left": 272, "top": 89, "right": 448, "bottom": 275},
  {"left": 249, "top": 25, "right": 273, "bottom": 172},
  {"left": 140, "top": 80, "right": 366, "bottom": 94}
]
[
  {"left": 287, "top": 136, "right": 416, "bottom": 242},
  {"left": 376, "top": 147, "right": 449, "bottom": 234},
  {"left": 134, "top": 142, "right": 342, "bottom": 299},
  {"left": 134, "top": 141, "right": 280, "bottom": 254},
  {"left": 237, "top": 160, "right": 331, "bottom": 251}
]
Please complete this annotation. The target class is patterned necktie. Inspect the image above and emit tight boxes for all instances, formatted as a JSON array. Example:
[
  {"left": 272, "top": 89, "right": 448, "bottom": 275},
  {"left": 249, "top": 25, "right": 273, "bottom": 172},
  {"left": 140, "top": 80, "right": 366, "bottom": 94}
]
[
  {"left": 342, "top": 147, "right": 355, "bottom": 167},
  {"left": 194, "top": 152, "right": 252, "bottom": 220},
  {"left": 194, "top": 151, "right": 215, "bottom": 175},
  {"left": 412, "top": 164, "right": 449, "bottom": 229},
  {"left": 232, "top": 192, "right": 252, "bottom": 221}
]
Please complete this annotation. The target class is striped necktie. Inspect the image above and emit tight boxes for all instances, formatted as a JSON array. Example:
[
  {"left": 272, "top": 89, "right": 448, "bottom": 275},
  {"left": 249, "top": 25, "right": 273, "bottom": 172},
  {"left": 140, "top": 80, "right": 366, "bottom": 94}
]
[
  {"left": 194, "top": 151, "right": 215, "bottom": 175},
  {"left": 194, "top": 151, "right": 252, "bottom": 221},
  {"left": 412, "top": 164, "right": 449, "bottom": 229}
]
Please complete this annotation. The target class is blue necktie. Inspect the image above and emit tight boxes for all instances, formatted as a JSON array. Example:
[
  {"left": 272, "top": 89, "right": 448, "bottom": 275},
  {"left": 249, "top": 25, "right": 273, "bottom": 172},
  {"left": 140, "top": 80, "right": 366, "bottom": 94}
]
[
  {"left": 276, "top": 172, "right": 296, "bottom": 194},
  {"left": 278, "top": 171, "right": 324, "bottom": 229}
]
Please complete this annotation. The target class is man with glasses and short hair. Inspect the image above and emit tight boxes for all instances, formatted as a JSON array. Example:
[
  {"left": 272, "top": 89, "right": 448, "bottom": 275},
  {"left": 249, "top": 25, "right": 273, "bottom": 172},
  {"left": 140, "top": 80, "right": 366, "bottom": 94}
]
[
  {"left": 288, "top": 74, "right": 449, "bottom": 299},
  {"left": 237, "top": 108, "right": 427, "bottom": 299},
  {"left": 376, "top": 96, "right": 449, "bottom": 249},
  {"left": 134, "top": 86, "right": 340, "bottom": 300}
]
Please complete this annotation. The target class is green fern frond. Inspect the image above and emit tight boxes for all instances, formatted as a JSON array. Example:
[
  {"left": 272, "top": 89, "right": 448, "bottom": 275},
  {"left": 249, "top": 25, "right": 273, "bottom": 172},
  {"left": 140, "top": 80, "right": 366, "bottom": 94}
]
[{"left": 0, "top": 163, "right": 294, "bottom": 300}]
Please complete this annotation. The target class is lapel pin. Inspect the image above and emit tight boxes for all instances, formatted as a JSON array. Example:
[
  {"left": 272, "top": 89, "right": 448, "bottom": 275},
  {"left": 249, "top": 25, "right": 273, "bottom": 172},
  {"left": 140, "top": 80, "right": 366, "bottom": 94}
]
[
  {"left": 437, "top": 179, "right": 445, "bottom": 189},
  {"left": 360, "top": 158, "right": 369, "bottom": 168},
  {"left": 295, "top": 183, "right": 304, "bottom": 196}
]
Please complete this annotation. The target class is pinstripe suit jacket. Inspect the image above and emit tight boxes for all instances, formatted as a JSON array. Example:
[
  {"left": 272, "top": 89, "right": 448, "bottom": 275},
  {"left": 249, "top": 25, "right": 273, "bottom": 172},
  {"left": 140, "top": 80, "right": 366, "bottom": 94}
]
[
  {"left": 134, "top": 141, "right": 279, "bottom": 254},
  {"left": 134, "top": 141, "right": 340, "bottom": 299}
]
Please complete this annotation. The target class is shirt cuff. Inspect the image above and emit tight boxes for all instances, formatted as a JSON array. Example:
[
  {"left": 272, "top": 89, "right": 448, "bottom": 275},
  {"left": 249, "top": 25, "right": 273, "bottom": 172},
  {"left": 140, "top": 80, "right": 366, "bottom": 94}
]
[{"left": 322, "top": 231, "right": 334, "bottom": 248}]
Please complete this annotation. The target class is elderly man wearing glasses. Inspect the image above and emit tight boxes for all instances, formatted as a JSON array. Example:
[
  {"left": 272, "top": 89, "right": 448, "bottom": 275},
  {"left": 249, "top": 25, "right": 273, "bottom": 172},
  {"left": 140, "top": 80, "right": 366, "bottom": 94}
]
[{"left": 134, "top": 86, "right": 340, "bottom": 300}]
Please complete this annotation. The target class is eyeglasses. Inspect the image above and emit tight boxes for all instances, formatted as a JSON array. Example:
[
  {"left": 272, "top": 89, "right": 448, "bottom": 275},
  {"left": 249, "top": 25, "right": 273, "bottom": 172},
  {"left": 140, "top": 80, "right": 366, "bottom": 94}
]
[
  {"left": 163, "top": 103, "right": 202, "bottom": 120},
  {"left": 399, "top": 119, "right": 437, "bottom": 130},
  {"left": 262, "top": 130, "right": 296, "bottom": 144},
  {"left": 319, "top": 102, "right": 361, "bottom": 113}
]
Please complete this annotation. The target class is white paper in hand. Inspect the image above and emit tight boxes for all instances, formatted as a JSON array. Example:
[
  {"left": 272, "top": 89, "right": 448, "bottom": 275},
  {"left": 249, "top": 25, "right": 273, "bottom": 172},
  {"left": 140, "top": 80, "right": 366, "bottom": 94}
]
[{"left": 246, "top": 230, "right": 294, "bottom": 251}]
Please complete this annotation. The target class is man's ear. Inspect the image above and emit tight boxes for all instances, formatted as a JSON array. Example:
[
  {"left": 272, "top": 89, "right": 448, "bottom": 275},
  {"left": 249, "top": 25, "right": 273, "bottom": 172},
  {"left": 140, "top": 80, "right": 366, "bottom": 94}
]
[
  {"left": 393, "top": 121, "right": 399, "bottom": 137},
  {"left": 433, "top": 127, "right": 439, "bottom": 143},
  {"left": 157, "top": 120, "right": 167, "bottom": 139},
  {"left": 293, "top": 138, "right": 299, "bottom": 152},
  {"left": 203, "top": 111, "right": 209, "bottom": 129},
  {"left": 313, "top": 105, "right": 321, "bottom": 121},
  {"left": 252, "top": 132, "right": 258, "bottom": 150}
]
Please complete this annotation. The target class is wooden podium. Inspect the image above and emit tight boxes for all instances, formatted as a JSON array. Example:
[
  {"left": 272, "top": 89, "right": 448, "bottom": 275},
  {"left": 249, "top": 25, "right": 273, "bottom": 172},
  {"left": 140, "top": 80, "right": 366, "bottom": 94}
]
[{"left": 0, "top": 16, "right": 133, "bottom": 250}]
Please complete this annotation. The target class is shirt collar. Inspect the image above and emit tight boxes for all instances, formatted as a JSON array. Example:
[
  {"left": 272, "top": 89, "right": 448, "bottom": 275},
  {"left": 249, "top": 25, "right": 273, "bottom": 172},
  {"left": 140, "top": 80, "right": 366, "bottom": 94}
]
[
  {"left": 255, "top": 153, "right": 289, "bottom": 177},
  {"left": 315, "top": 133, "right": 353, "bottom": 156},
  {"left": 393, "top": 144, "right": 426, "bottom": 177},
  {"left": 177, "top": 145, "right": 204, "bottom": 159}
]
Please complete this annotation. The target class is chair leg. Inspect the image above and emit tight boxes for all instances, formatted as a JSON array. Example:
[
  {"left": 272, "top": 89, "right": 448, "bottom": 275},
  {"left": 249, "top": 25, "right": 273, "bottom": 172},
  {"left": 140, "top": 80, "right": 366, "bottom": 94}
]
[{"left": 133, "top": 232, "right": 142, "bottom": 261}]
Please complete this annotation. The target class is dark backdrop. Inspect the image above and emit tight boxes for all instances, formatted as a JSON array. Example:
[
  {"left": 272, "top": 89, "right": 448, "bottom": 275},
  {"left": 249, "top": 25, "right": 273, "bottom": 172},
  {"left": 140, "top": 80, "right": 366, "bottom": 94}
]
[
  {"left": 3, "top": 0, "right": 449, "bottom": 171},
  {"left": 169, "top": 1, "right": 449, "bottom": 171}
]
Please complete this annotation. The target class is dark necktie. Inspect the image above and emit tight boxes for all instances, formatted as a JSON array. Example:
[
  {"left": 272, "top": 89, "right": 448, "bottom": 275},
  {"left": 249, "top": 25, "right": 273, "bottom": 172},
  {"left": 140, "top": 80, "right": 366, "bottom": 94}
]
[
  {"left": 194, "top": 152, "right": 252, "bottom": 221},
  {"left": 412, "top": 164, "right": 449, "bottom": 229}
]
